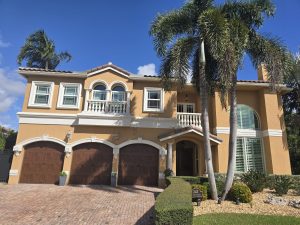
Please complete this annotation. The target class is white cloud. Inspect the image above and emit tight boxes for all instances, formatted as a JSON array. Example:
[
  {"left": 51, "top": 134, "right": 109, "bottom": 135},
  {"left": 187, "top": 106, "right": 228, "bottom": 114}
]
[
  {"left": 0, "top": 68, "right": 26, "bottom": 112},
  {"left": 137, "top": 63, "right": 157, "bottom": 75}
]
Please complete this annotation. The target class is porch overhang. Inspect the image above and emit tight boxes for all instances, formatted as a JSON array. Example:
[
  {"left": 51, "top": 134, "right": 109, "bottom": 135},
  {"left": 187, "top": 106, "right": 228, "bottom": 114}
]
[{"left": 158, "top": 126, "right": 222, "bottom": 145}]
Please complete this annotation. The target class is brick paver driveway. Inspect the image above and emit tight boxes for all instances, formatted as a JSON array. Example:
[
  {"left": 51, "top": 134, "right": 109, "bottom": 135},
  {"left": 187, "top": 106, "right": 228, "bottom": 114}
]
[{"left": 0, "top": 184, "right": 162, "bottom": 225}]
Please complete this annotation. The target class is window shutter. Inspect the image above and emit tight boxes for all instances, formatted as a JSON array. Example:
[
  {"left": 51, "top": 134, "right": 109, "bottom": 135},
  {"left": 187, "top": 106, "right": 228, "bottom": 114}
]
[
  {"left": 235, "top": 138, "right": 245, "bottom": 172},
  {"left": 245, "top": 138, "right": 264, "bottom": 172}
]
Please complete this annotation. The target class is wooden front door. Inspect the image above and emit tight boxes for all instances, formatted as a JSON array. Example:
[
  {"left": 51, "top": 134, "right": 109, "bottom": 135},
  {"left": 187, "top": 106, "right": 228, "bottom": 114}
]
[
  {"left": 118, "top": 144, "right": 159, "bottom": 186},
  {"left": 69, "top": 143, "right": 113, "bottom": 185},
  {"left": 20, "top": 141, "right": 64, "bottom": 184}
]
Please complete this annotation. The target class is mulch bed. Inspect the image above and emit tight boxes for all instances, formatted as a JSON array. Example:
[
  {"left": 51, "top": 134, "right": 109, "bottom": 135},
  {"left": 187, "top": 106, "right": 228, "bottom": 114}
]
[{"left": 194, "top": 189, "right": 300, "bottom": 217}]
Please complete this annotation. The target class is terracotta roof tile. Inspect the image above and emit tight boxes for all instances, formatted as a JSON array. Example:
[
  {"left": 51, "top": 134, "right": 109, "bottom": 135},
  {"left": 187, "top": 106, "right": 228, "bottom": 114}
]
[
  {"left": 19, "top": 67, "right": 73, "bottom": 73},
  {"left": 87, "top": 63, "right": 131, "bottom": 75}
]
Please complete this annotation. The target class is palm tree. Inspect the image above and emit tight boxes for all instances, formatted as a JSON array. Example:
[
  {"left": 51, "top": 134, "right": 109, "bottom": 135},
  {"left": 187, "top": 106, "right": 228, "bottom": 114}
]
[
  {"left": 150, "top": 0, "right": 222, "bottom": 200},
  {"left": 150, "top": 0, "right": 292, "bottom": 201},
  {"left": 211, "top": 0, "right": 293, "bottom": 200},
  {"left": 17, "top": 29, "right": 72, "bottom": 70}
]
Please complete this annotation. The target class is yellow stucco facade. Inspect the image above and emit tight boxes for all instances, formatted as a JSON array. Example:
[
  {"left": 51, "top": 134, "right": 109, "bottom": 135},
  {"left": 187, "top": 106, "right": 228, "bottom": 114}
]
[{"left": 8, "top": 64, "right": 291, "bottom": 187}]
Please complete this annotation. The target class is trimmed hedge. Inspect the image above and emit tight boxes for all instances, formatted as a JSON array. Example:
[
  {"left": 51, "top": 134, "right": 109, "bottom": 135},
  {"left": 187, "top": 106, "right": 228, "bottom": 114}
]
[
  {"left": 191, "top": 184, "right": 208, "bottom": 201},
  {"left": 155, "top": 178, "right": 193, "bottom": 225},
  {"left": 174, "top": 176, "right": 208, "bottom": 184}
]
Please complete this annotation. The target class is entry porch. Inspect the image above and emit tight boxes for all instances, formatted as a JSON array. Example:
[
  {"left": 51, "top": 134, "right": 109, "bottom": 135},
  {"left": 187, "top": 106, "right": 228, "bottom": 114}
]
[{"left": 159, "top": 127, "right": 222, "bottom": 176}]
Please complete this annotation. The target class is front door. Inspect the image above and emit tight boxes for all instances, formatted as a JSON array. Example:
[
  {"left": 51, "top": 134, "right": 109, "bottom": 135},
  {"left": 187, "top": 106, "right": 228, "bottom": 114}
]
[{"left": 176, "top": 141, "right": 198, "bottom": 176}]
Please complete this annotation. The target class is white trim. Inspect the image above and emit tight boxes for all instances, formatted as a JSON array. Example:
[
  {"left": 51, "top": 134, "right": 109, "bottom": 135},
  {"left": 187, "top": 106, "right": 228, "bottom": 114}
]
[
  {"left": 262, "top": 129, "right": 283, "bottom": 137},
  {"left": 57, "top": 83, "right": 82, "bottom": 109},
  {"left": 215, "top": 127, "right": 283, "bottom": 137},
  {"left": 109, "top": 80, "right": 129, "bottom": 92},
  {"left": 143, "top": 87, "right": 164, "bottom": 112},
  {"left": 89, "top": 79, "right": 109, "bottom": 90},
  {"left": 18, "top": 112, "right": 77, "bottom": 125},
  {"left": 28, "top": 81, "right": 54, "bottom": 108},
  {"left": 87, "top": 67, "right": 129, "bottom": 78},
  {"left": 69, "top": 137, "right": 116, "bottom": 149},
  {"left": 159, "top": 129, "right": 222, "bottom": 144},
  {"left": 9, "top": 170, "right": 18, "bottom": 176},
  {"left": 118, "top": 138, "right": 167, "bottom": 156},
  {"left": 17, "top": 112, "right": 178, "bottom": 128}
]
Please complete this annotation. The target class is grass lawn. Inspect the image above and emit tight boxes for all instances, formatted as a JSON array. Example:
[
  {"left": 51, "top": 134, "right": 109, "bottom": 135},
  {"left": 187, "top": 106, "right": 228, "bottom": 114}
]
[{"left": 193, "top": 213, "right": 300, "bottom": 225}]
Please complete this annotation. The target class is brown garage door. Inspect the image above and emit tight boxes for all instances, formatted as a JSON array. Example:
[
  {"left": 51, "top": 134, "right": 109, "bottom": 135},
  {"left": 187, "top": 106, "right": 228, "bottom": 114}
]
[
  {"left": 20, "top": 141, "right": 64, "bottom": 184},
  {"left": 69, "top": 143, "right": 113, "bottom": 185},
  {"left": 118, "top": 144, "right": 159, "bottom": 186}
]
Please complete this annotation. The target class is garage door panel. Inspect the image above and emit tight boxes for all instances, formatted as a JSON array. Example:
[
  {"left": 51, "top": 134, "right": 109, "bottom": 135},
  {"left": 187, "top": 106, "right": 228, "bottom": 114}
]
[
  {"left": 20, "top": 141, "right": 64, "bottom": 184},
  {"left": 118, "top": 144, "right": 158, "bottom": 186},
  {"left": 69, "top": 143, "right": 113, "bottom": 185}
]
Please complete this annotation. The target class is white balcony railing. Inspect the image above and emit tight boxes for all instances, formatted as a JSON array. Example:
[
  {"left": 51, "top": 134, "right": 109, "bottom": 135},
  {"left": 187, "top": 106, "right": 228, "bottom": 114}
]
[
  {"left": 87, "top": 100, "right": 128, "bottom": 114},
  {"left": 177, "top": 112, "right": 201, "bottom": 127}
]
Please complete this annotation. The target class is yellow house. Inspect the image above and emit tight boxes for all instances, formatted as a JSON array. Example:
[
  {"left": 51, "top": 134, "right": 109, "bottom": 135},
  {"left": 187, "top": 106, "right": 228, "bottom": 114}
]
[{"left": 8, "top": 63, "right": 292, "bottom": 187}]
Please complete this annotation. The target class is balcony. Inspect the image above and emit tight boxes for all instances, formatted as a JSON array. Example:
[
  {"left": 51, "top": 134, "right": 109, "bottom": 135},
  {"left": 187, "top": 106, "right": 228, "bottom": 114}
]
[
  {"left": 86, "top": 100, "right": 128, "bottom": 114},
  {"left": 177, "top": 112, "right": 201, "bottom": 127}
]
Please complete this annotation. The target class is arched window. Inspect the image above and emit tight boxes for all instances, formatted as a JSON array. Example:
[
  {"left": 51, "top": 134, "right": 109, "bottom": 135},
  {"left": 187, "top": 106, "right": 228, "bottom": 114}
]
[
  {"left": 236, "top": 104, "right": 264, "bottom": 173},
  {"left": 93, "top": 84, "right": 106, "bottom": 100},
  {"left": 237, "top": 104, "right": 260, "bottom": 129},
  {"left": 111, "top": 85, "right": 126, "bottom": 102}
]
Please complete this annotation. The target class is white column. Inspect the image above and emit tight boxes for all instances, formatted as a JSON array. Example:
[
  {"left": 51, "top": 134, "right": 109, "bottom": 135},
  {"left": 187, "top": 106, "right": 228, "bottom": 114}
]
[
  {"left": 105, "top": 90, "right": 111, "bottom": 113},
  {"left": 84, "top": 89, "right": 90, "bottom": 111},
  {"left": 167, "top": 142, "right": 173, "bottom": 170},
  {"left": 126, "top": 91, "right": 131, "bottom": 114}
]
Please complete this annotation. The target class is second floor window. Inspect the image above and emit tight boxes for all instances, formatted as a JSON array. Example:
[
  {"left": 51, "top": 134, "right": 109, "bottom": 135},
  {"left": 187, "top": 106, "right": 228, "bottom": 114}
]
[
  {"left": 143, "top": 87, "right": 164, "bottom": 112},
  {"left": 57, "top": 83, "right": 81, "bottom": 109},
  {"left": 35, "top": 84, "right": 50, "bottom": 104},
  {"left": 28, "top": 81, "right": 54, "bottom": 108},
  {"left": 112, "top": 85, "right": 126, "bottom": 102},
  {"left": 93, "top": 84, "right": 107, "bottom": 101}
]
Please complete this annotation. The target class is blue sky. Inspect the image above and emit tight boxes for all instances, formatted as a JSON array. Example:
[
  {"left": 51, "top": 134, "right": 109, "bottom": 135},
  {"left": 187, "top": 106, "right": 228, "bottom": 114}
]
[{"left": 0, "top": 0, "right": 299, "bottom": 130}]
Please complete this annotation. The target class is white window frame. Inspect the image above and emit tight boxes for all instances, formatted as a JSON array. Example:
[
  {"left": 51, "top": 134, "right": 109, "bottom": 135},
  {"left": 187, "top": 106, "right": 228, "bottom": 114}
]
[
  {"left": 28, "top": 81, "right": 54, "bottom": 108},
  {"left": 57, "top": 83, "right": 82, "bottom": 109},
  {"left": 143, "top": 87, "right": 164, "bottom": 112},
  {"left": 177, "top": 103, "right": 195, "bottom": 113}
]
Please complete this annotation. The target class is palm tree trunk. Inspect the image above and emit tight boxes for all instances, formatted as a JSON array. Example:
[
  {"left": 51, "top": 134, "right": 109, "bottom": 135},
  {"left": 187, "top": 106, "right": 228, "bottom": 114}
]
[
  {"left": 199, "top": 40, "right": 218, "bottom": 200},
  {"left": 222, "top": 79, "right": 238, "bottom": 200},
  {"left": 45, "top": 61, "right": 49, "bottom": 70}
]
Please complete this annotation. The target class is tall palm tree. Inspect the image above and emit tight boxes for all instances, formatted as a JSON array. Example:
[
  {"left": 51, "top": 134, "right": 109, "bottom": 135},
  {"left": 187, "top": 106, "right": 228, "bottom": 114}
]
[
  {"left": 150, "top": 0, "right": 223, "bottom": 200},
  {"left": 150, "top": 0, "right": 292, "bottom": 201},
  {"left": 17, "top": 30, "right": 72, "bottom": 70}
]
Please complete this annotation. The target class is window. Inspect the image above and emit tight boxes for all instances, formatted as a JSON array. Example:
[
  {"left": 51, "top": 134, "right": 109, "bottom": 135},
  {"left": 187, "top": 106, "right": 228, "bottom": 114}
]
[
  {"left": 57, "top": 83, "right": 81, "bottom": 109},
  {"left": 143, "top": 87, "right": 164, "bottom": 112},
  {"left": 177, "top": 103, "right": 195, "bottom": 113},
  {"left": 112, "top": 85, "right": 126, "bottom": 102},
  {"left": 93, "top": 84, "right": 107, "bottom": 101},
  {"left": 236, "top": 138, "right": 264, "bottom": 173},
  {"left": 237, "top": 104, "right": 259, "bottom": 129},
  {"left": 235, "top": 104, "right": 264, "bottom": 173},
  {"left": 28, "top": 81, "right": 54, "bottom": 108}
]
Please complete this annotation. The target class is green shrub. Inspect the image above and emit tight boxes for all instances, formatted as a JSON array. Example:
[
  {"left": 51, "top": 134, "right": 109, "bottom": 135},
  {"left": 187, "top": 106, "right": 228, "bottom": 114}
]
[
  {"left": 228, "top": 182, "right": 253, "bottom": 203},
  {"left": 241, "top": 170, "right": 267, "bottom": 193},
  {"left": 203, "top": 176, "right": 225, "bottom": 199},
  {"left": 174, "top": 176, "right": 207, "bottom": 184},
  {"left": 267, "top": 175, "right": 292, "bottom": 195},
  {"left": 191, "top": 184, "right": 208, "bottom": 201},
  {"left": 164, "top": 168, "right": 174, "bottom": 178},
  {"left": 155, "top": 178, "right": 193, "bottom": 225},
  {"left": 59, "top": 171, "right": 67, "bottom": 176}
]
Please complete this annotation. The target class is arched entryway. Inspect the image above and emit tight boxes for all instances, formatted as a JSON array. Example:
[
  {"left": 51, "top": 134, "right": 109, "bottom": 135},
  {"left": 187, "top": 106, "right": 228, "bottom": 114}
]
[
  {"left": 118, "top": 144, "right": 159, "bottom": 186},
  {"left": 69, "top": 142, "right": 113, "bottom": 185},
  {"left": 176, "top": 141, "right": 198, "bottom": 176},
  {"left": 20, "top": 141, "right": 65, "bottom": 184}
]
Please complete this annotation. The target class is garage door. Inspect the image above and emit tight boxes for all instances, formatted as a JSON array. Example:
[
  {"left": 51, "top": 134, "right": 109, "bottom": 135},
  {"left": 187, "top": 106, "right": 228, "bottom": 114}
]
[
  {"left": 20, "top": 141, "right": 64, "bottom": 184},
  {"left": 69, "top": 143, "right": 113, "bottom": 185},
  {"left": 118, "top": 144, "right": 159, "bottom": 186}
]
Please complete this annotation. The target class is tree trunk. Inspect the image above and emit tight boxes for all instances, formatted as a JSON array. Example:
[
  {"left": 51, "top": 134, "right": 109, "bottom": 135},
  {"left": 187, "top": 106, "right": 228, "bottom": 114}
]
[
  {"left": 45, "top": 61, "right": 49, "bottom": 70},
  {"left": 199, "top": 40, "right": 218, "bottom": 200},
  {"left": 222, "top": 80, "right": 238, "bottom": 201}
]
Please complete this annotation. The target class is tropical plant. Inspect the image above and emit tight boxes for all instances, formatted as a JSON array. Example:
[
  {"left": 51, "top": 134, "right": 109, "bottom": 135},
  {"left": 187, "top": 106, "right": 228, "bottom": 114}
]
[
  {"left": 241, "top": 170, "right": 267, "bottom": 193},
  {"left": 200, "top": 0, "right": 293, "bottom": 200},
  {"left": 283, "top": 52, "right": 300, "bottom": 174},
  {"left": 150, "top": 0, "right": 221, "bottom": 200},
  {"left": 17, "top": 29, "right": 72, "bottom": 69},
  {"left": 267, "top": 175, "right": 293, "bottom": 195},
  {"left": 228, "top": 182, "right": 253, "bottom": 203}
]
